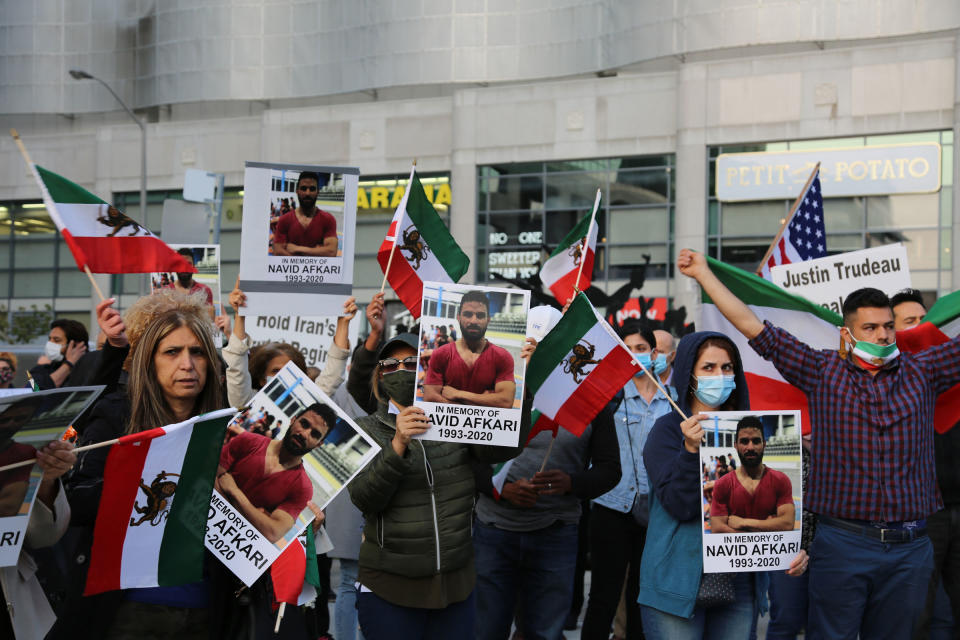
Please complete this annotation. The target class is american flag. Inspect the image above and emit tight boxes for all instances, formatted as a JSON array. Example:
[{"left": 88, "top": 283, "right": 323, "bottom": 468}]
[{"left": 759, "top": 167, "right": 826, "bottom": 280}]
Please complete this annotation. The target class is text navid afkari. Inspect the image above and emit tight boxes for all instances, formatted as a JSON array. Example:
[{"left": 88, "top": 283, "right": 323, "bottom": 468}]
[{"left": 428, "top": 405, "right": 519, "bottom": 431}]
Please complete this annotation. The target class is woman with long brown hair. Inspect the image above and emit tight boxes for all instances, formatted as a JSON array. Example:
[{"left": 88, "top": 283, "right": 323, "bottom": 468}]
[{"left": 50, "top": 289, "right": 225, "bottom": 640}]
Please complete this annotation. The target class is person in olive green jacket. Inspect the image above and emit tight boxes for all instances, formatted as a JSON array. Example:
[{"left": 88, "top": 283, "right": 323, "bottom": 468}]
[{"left": 348, "top": 333, "right": 532, "bottom": 639}]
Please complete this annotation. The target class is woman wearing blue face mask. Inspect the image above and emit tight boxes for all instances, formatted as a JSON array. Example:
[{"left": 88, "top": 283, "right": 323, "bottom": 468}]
[{"left": 637, "top": 331, "right": 791, "bottom": 639}]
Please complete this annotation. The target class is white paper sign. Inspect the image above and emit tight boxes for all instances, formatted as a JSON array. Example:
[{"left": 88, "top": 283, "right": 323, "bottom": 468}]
[
  {"left": 239, "top": 162, "right": 359, "bottom": 316},
  {"left": 205, "top": 489, "right": 291, "bottom": 585},
  {"left": 700, "top": 410, "right": 803, "bottom": 574},
  {"left": 208, "top": 361, "right": 380, "bottom": 584},
  {"left": 414, "top": 282, "right": 530, "bottom": 447},
  {"left": 770, "top": 244, "right": 911, "bottom": 314},
  {"left": 246, "top": 314, "right": 359, "bottom": 370}
]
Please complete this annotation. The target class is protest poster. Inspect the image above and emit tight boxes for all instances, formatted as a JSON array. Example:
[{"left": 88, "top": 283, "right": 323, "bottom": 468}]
[
  {"left": 700, "top": 410, "right": 802, "bottom": 574},
  {"left": 207, "top": 361, "right": 379, "bottom": 585},
  {"left": 0, "top": 386, "right": 103, "bottom": 566},
  {"left": 244, "top": 313, "right": 359, "bottom": 370},
  {"left": 413, "top": 282, "right": 530, "bottom": 447},
  {"left": 770, "top": 243, "right": 911, "bottom": 314},
  {"left": 150, "top": 244, "right": 221, "bottom": 310},
  {"left": 238, "top": 162, "right": 359, "bottom": 317}
]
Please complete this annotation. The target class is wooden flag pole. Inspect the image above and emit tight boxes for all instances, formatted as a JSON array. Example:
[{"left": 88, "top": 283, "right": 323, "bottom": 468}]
[
  {"left": 538, "top": 433, "right": 557, "bottom": 473},
  {"left": 379, "top": 159, "right": 417, "bottom": 294},
  {"left": 636, "top": 360, "right": 688, "bottom": 422},
  {"left": 84, "top": 265, "right": 107, "bottom": 302},
  {"left": 0, "top": 436, "right": 121, "bottom": 474},
  {"left": 10, "top": 129, "right": 106, "bottom": 302},
  {"left": 274, "top": 602, "right": 286, "bottom": 633},
  {"left": 755, "top": 162, "right": 821, "bottom": 276},
  {"left": 572, "top": 188, "right": 601, "bottom": 294}
]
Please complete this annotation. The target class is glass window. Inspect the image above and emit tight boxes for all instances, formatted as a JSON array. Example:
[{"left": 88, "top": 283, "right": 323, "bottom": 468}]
[
  {"left": 15, "top": 239, "right": 56, "bottom": 269},
  {"left": 610, "top": 170, "right": 669, "bottom": 205},
  {"left": 58, "top": 270, "right": 92, "bottom": 297},
  {"left": 478, "top": 155, "right": 675, "bottom": 292},
  {"left": 487, "top": 212, "right": 543, "bottom": 245},
  {"left": 544, "top": 173, "right": 607, "bottom": 210},
  {"left": 356, "top": 216, "right": 396, "bottom": 252},
  {"left": 547, "top": 159, "right": 611, "bottom": 172},
  {"left": 481, "top": 162, "right": 543, "bottom": 177},
  {"left": 866, "top": 194, "right": 939, "bottom": 229},
  {"left": 544, "top": 209, "right": 596, "bottom": 245},
  {"left": 484, "top": 176, "right": 544, "bottom": 211},
  {"left": 867, "top": 229, "right": 940, "bottom": 270},
  {"left": 354, "top": 256, "right": 386, "bottom": 290},
  {"left": 820, "top": 197, "right": 864, "bottom": 233},
  {"left": 720, "top": 201, "right": 786, "bottom": 237},
  {"left": 14, "top": 271, "right": 55, "bottom": 297},
  {"left": 610, "top": 207, "right": 669, "bottom": 241},
  {"left": 824, "top": 233, "right": 864, "bottom": 254}
]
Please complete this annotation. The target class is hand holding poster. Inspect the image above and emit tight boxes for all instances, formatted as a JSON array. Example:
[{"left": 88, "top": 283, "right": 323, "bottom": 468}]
[
  {"left": 413, "top": 282, "right": 531, "bottom": 447},
  {"left": 0, "top": 386, "right": 103, "bottom": 566},
  {"left": 700, "top": 410, "right": 802, "bottom": 573},
  {"left": 208, "top": 361, "right": 379, "bottom": 585},
  {"left": 239, "top": 162, "right": 359, "bottom": 317}
]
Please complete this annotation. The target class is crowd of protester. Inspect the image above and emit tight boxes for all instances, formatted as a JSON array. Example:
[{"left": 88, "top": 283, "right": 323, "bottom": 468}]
[{"left": 1, "top": 249, "right": 959, "bottom": 640}]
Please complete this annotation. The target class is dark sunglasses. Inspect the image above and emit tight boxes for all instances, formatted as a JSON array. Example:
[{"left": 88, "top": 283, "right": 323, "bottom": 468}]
[
  {"left": 379, "top": 356, "right": 418, "bottom": 373},
  {"left": 738, "top": 437, "right": 763, "bottom": 445},
  {"left": 460, "top": 311, "right": 487, "bottom": 319}
]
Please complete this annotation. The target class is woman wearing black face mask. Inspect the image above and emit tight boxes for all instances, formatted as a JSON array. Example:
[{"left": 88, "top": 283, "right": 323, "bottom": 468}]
[{"left": 347, "top": 333, "right": 532, "bottom": 640}]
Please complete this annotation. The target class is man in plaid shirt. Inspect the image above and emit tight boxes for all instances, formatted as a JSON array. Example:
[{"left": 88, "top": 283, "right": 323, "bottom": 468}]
[{"left": 678, "top": 249, "right": 960, "bottom": 639}]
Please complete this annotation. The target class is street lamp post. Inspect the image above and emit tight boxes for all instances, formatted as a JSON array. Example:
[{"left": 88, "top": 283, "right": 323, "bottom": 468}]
[{"left": 68, "top": 69, "right": 146, "bottom": 226}]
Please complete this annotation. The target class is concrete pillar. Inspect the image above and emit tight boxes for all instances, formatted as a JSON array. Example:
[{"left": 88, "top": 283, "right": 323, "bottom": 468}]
[
  {"left": 672, "top": 63, "right": 709, "bottom": 324},
  {"left": 952, "top": 34, "right": 960, "bottom": 295}
]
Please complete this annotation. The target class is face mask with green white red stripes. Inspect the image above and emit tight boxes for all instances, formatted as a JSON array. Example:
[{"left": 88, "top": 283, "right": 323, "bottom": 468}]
[{"left": 844, "top": 334, "right": 900, "bottom": 369}]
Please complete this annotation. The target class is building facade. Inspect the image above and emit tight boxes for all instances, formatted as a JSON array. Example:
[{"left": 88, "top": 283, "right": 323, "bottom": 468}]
[{"left": 1, "top": 0, "right": 958, "bottom": 334}]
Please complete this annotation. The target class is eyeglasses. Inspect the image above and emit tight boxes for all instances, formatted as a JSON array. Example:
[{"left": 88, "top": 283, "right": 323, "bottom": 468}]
[
  {"left": 738, "top": 437, "right": 763, "bottom": 445},
  {"left": 460, "top": 311, "right": 487, "bottom": 320},
  {"left": 378, "top": 356, "right": 418, "bottom": 373}
]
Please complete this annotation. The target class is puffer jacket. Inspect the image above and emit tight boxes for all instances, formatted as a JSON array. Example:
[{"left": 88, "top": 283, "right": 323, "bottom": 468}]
[{"left": 349, "top": 399, "right": 530, "bottom": 578}]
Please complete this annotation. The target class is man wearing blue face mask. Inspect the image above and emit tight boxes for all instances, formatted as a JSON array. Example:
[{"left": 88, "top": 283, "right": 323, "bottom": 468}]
[
  {"left": 582, "top": 321, "right": 675, "bottom": 640},
  {"left": 678, "top": 248, "right": 960, "bottom": 640},
  {"left": 653, "top": 329, "right": 676, "bottom": 385}
]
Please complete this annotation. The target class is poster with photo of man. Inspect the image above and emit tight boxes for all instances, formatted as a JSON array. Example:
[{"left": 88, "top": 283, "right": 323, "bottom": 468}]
[
  {"left": 700, "top": 410, "right": 803, "bottom": 573},
  {"left": 413, "top": 282, "right": 530, "bottom": 447},
  {"left": 0, "top": 386, "right": 103, "bottom": 566},
  {"left": 207, "top": 361, "right": 379, "bottom": 586},
  {"left": 238, "top": 161, "right": 359, "bottom": 316},
  {"left": 150, "top": 244, "right": 221, "bottom": 320}
]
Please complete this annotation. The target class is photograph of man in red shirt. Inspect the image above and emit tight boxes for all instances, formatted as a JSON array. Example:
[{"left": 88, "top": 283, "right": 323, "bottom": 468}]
[
  {"left": 709, "top": 415, "right": 796, "bottom": 533},
  {"left": 216, "top": 402, "right": 337, "bottom": 543},
  {"left": 422, "top": 290, "right": 516, "bottom": 408},
  {"left": 271, "top": 171, "right": 338, "bottom": 258}
]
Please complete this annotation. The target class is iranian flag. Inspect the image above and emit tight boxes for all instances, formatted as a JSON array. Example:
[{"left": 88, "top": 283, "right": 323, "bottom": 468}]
[
  {"left": 699, "top": 257, "right": 842, "bottom": 435},
  {"left": 896, "top": 289, "right": 960, "bottom": 434},
  {"left": 378, "top": 167, "right": 469, "bottom": 317},
  {"left": 539, "top": 191, "right": 600, "bottom": 304},
  {"left": 527, "top": 293, "right": 639, "bottom": 436},
  {"left": 85, "top": 408, "right": 235, "bottom": 596},
  {"left": 270, "top": 525, "right": 324, "bottom": 608},
  {"left": 28, "top": 164, "right": 194, "bottom": 274}
]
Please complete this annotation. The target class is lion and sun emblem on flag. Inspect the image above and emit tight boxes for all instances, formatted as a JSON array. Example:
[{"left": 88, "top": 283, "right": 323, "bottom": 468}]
[{"left": 129, "top": 470, "right": 180, "bottom": 527}]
